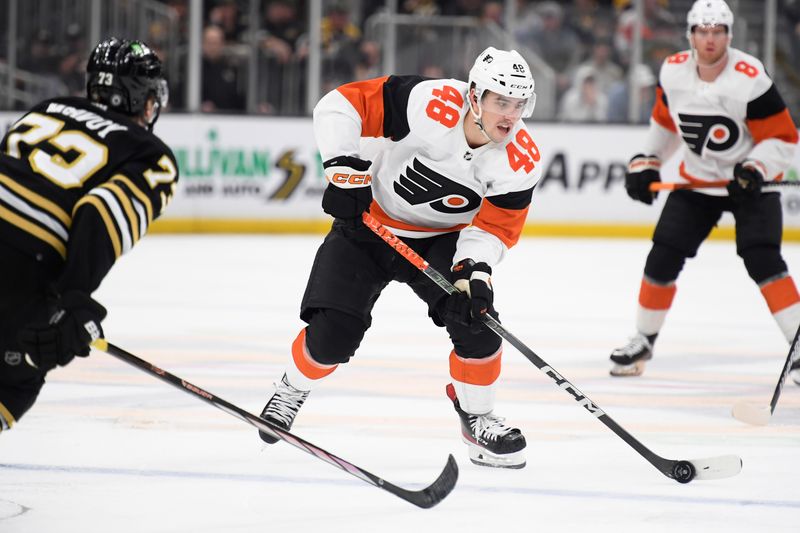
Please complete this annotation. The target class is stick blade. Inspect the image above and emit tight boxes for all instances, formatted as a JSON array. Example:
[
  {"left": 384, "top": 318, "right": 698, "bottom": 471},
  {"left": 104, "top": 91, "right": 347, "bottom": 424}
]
[
  {"left": 689, "top": 455, "right": 743, "bottom": 480},
  {"left": 731, "top": 401, "right": 771, "bottom": 426},
  {"left": 398, "top": 454, "right": 459, "bottom": 509}
]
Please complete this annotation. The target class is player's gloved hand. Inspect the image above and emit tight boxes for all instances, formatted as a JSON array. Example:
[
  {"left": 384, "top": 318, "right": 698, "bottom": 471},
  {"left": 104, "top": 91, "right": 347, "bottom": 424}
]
[
  {"left": 727, "top": 161, "right": 764, "bottom": 203},
  {"left": 625, "top": 154, "right": 661, "bottom": 205},
  {"left": 18, "top": 290, "right": 106, "bottom": 372},
  {"left": 321, "top": 156, "right": 373, "bottom": 224},
  {"left": 437, "top": 259, "right": 496, "bottom": 333}
]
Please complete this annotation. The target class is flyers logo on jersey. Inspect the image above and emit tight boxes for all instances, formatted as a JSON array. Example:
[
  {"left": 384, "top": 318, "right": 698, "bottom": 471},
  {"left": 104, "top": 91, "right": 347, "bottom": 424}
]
[
  {"left": 394, "top": 158, "right": 481, "bottom": 214},
  {"left": 329, "top": 172, "right": 372, "bottom": 187},
  {"left": 677, "top": 113, "right": 740, "bottom": 155}
]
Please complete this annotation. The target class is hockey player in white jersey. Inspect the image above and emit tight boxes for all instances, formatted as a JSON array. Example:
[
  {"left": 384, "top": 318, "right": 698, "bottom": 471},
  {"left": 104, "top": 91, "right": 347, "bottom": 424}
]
[
  {"left": 257, "top": 47, "right": 541, "bottom": 468},
  {"left": 610, "top": 0, "right": 800, "bottom": 381}
]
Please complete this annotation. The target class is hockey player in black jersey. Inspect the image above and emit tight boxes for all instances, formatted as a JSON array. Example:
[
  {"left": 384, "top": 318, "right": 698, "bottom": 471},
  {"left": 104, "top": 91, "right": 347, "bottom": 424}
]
[{"left": 0, "top": 38, "right": 178, "bottom": 432}]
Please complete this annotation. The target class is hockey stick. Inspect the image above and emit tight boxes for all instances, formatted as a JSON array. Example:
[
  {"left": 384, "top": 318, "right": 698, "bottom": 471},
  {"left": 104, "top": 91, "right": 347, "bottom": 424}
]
[
  {"left": 90, "top": 339, "right": 458, "bottom": 508},
  {"left": 362, "top": 211, "right": 742, "bottom": 484},
  {"left": 731, "top": 324, "right": 800, "bottom": 426},
  {"left": 650, "top": 180, "right": 800, "bottom": 191}
]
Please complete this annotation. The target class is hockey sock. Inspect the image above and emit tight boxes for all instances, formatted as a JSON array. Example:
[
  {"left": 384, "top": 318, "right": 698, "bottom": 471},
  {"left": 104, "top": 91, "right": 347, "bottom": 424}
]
[
  {"left": 285, "top": 328, "right": 337, "bottom": 391},
  {"left": 635, "top": 277, "right": 677, "bottom": 337},
  {"left": 759, "top": 275, "right": 800, "bottom": 343},
  {"left": 449, "top": 348, "right": 501, "bottom": 414}
]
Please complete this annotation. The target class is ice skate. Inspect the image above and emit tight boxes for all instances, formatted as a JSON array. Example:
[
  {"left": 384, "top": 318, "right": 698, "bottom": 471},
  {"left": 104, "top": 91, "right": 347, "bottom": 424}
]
[
  {"left": 445, "top": 384, "right": 526, "bottom": 469},
  {"left": 610, "top": 333, "right": 653, "bottom": 377},
  {"left": 258, "top": 373, "right": 310, "bottom": 444}
]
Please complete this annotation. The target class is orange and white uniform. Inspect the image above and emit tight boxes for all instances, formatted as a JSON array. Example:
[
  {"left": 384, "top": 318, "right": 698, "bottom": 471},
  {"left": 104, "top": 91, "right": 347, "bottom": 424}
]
[
  {"left": 644, "top": 47, "right": 798, "bottom": 193},
  {"left": 313, "top": 75, "right": 541, "bottom": 267}
]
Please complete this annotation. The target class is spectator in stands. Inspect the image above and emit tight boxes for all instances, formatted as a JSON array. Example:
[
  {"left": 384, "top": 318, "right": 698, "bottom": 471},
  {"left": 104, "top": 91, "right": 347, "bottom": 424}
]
[
  {"left": 166, "top": 0, "right": 190, "bottom": 42},
  {"left": 208, "top": 0, "right": 245, "bottom": 42},
  {"left": 464, "top": 1, "right": 505, "bottom": 74},
  {"left": 515, "top": 1, "right": 583, "bottom": 96},
  {"left": 259, "top": 0, "right": 306, "bottom": 113},
  {"left": 569, "top": 0, "right": 617, "bottom": 48},
  {"left": 57, "top": 24, "right": 87, "bottom": 97},
  {"left": 615, "top": 0, "right": 681, "bottom": 69},
  {"left": 320, "top": 3, "right": 362, "bottom": 92},
  {"left": 19, "top": 30, "right": 66, "bottom": 102},
  {"left": 606, "top": 63, "right": 656, "bottom": 123},
  {"left": 571, "top": 37, "right": 623, "bottom": 97},
  {"left": 201, "top": 25, "right": 245, "bottom": 112},
  {"left": 440, "top": 0, "right": 483, "bottom": 17},
  {"left": 401, "top": 0, "right": 440, "bottom": 16},
  {"left": 558, "top": 71, "right": 608, "bottom": 122},
  {"left": 355, "top": 39, "right": 381, "bottom": 81}
]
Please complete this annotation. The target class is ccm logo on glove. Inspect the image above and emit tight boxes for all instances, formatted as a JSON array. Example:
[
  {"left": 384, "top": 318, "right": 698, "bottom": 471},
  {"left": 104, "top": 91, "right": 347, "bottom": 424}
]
[{"left": 329, "top": 172, "right": 372, "bottom": 187}]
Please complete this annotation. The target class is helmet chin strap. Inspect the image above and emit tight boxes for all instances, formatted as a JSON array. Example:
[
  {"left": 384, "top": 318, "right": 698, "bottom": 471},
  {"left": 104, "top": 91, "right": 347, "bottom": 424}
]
[{"left": 469, "top": 97, "right": 494, "bottom": 144}]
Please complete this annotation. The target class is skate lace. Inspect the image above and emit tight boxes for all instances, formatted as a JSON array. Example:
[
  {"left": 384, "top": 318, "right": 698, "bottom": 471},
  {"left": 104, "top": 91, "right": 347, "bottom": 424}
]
[
  {"left": 470, "top": 413, "right": 513, "bottom": 442},
  {"left": 264, "top": 383, "right": 309, "bottom": 426},
  {"left": 618, "top": 334, "right": 649, "bottom": 357}
]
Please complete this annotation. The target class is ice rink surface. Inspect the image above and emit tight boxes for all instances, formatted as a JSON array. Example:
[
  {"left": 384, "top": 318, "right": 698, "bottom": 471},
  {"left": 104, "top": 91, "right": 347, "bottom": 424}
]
[{"left": 2, "top": 232, "right": 799, "bottom": 532}]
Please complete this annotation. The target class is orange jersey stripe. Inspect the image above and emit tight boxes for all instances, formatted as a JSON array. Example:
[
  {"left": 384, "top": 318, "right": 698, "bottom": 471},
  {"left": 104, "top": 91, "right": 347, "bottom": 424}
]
[
  {"left": 760, "top": 276, "right": 800, "bottom": 314},
  {"left": 291, "top": 328, "right": 337, "bottom": 380},
  {"left": 651, "top": 86, "right": 677, "bottom": 132},
  {"left": 678, "top": 161, "right": 720, "bottom": 185},
  {"left": 449, "top": 349, "right": 502, "bottom": 386},
  {"left": 368, "top": 200, "right": 468, "bottom": 234},
  {"left": 337, "top": 76, "right": 390, "bottom": 138},
  {"left": 746, "top": 108, "right": 799, "bottom": 146},
  {"left": 472, "top": 198, "right": 529, "bottom": 249},
  {"left": 639, "top": 278, "right": 677, "bottom": 310}
]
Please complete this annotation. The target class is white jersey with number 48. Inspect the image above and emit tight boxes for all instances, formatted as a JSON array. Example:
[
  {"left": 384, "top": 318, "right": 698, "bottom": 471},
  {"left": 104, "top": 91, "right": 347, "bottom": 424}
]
[{"left": 313, "top": 76, "right": 541, "bottom": 266}]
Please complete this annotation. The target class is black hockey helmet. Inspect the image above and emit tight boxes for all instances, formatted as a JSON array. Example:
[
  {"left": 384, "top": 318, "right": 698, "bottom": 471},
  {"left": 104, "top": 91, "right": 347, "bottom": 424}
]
[{"left": 86, "top": 38, "right": 168, "bottom": 128}]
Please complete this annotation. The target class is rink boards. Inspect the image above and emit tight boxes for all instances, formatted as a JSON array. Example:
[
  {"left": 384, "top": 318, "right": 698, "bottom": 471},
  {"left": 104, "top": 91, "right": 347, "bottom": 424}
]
[{"left": 2, "top": 112, "right": 800, "bottom": 239}]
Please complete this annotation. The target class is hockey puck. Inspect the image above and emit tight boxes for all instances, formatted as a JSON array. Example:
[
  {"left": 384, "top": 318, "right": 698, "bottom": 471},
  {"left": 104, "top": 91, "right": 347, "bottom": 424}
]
[{"left": 672, "top": 460, "right": 696, "bottom": 484}]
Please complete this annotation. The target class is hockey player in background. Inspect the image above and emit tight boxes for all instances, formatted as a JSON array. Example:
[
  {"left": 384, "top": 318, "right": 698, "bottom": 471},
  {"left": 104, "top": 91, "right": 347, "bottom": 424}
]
[
  {"left": 0, "top": 38, "right": 178, "bottom": 432},
  {"left": 610, "top": 0, "right": 800, "bottom": 382},
  {"left": 257, "top": 47, "right": 540, "bottom": 468}
]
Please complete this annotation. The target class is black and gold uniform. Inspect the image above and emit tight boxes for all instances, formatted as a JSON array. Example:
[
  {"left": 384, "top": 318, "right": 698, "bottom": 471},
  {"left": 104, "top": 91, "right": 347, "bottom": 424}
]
[{"left": 0, "top": 38, "right": 177, "bottom": 430}]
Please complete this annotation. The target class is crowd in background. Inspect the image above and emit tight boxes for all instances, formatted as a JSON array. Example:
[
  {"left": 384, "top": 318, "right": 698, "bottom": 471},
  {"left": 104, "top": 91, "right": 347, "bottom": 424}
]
[{"left": 3, "top": 0, "right": 800, "bottom": 124}]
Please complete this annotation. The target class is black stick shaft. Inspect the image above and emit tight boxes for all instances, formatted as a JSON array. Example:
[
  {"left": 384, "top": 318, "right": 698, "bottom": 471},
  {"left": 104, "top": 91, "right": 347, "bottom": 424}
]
[
  {"left": 769, "top": 324, "right": 800, "bottom": 414},
  {"left": 91, "top": 339, "right": 457, "bottom": 508},
  {"left": 362, "top": 212, "right": 677, "bottom": 478}
]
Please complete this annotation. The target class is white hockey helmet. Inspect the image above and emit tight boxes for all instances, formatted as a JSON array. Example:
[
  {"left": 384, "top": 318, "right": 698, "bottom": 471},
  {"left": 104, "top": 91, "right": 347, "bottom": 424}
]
[
  {"left": 686, "top": 0, "right": 733, "bottom": 39},
  {"left": 468, "top": 47, "right": 536, "bottom": 118}
]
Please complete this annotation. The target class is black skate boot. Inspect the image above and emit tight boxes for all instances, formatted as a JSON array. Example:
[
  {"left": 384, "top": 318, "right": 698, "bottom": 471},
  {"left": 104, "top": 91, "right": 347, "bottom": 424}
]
[
  {"left": 610, "top": 333, "right": 653, "bottom": 377},
  {"left": 258, "top": 373, "right": 310, "bottom": 444},
  {"left": 445, "top": 383, "right": 526, "bottom": 469}
]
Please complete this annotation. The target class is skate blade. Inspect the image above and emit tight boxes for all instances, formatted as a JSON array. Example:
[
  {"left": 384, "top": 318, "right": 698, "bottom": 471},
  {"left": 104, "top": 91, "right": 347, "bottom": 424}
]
[
  {"left": 466, "top": 445, "right": 526, "bottom": 469},
  {"left": 610, "top": 360, "right": 646, "bottom": 377}
]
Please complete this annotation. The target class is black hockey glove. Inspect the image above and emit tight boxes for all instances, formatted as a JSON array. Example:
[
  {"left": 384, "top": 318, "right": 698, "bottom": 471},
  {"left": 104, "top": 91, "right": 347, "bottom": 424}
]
[
  {"left": 18, "top": 291, "right": 106, "bottom": 372},
  {"left": 437, "top": 259, "right": 496, "bottom": 333},
  {"left": 321, "top": 156, "right": 373, "bottom": 222},
  {"left": 727, "top": 161, "right": 764, "bottom": 203},
  {"left": 625, "top": 154, "right": 661, "bottom": 205}
]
